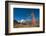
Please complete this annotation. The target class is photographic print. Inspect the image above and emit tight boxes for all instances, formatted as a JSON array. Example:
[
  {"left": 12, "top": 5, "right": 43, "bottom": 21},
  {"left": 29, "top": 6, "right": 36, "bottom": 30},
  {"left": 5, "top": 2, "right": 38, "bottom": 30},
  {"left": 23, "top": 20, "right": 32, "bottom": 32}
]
[
  {"left": 5, "top": 1, "right": 45, "bottom": 35},
  {"left": 13, "top": 8, "right": 40, "bottom": 28}
]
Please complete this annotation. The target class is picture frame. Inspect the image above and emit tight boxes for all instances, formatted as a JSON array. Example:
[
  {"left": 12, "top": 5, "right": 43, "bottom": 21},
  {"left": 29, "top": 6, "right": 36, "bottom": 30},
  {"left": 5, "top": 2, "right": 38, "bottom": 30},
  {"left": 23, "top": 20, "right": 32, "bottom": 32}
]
[{"left": 5, "top": 1, "right": 45, "bottom": 35}]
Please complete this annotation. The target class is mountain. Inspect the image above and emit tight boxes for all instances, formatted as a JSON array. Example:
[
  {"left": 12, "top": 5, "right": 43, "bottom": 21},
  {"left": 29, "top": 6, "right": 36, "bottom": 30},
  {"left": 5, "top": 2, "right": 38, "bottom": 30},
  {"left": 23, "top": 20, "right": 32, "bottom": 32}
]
[{"left": 14, "top": 20, "right": 18, "bottom": 23}]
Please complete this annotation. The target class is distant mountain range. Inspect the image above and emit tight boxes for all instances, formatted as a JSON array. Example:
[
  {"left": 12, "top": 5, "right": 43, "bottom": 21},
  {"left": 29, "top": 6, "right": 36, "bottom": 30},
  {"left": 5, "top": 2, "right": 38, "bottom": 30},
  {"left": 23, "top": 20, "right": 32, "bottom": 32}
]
[
  {"left": 14, "top": 20, "right": 18, "bottom": 23},
  {"left": 14, "top": 19, "right": 39, "bottom": 24}
]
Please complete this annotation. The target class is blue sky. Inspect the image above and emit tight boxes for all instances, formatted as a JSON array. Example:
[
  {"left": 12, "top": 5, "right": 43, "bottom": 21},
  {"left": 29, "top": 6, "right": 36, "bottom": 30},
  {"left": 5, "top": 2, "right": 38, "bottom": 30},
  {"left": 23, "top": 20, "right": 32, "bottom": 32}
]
[{"left": 13, "top": 8, "right": 40, "bottom": 21}]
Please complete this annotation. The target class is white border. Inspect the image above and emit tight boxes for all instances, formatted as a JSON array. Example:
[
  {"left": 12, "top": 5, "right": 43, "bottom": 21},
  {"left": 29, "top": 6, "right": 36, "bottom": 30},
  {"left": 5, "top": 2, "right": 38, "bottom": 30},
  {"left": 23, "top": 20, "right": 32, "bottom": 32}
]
[{"left": 8, "top": 3, "right": 43, "bottom": 33}]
